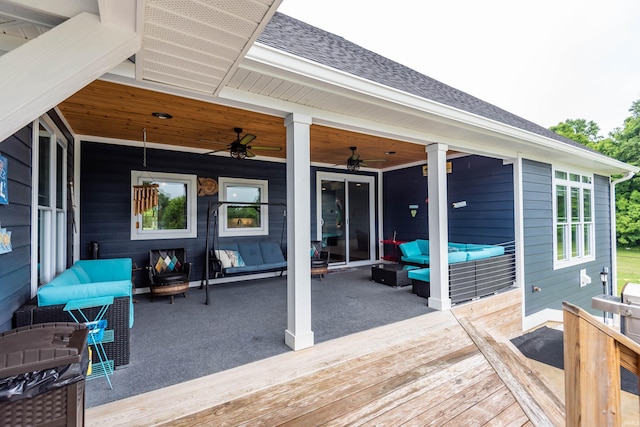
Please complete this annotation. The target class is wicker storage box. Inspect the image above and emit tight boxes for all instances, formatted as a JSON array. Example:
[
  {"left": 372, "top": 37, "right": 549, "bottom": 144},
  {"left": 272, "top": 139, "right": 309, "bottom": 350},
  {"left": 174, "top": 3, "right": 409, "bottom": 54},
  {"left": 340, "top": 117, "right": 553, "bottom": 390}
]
[{"left": 0, "top": 323, "right": 88, "bottom": 427}]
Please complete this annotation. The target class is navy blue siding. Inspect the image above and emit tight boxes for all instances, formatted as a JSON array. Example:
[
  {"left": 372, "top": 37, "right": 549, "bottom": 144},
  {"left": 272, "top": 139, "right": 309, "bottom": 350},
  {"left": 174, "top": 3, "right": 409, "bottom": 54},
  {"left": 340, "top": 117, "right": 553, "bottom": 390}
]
[
  {"left": 522, "top": 159, "right": 612, "bottom": 316},
  {"left": 0, "top": 125, "right": 32, "bottom": 332},
  {"left": 80, "top": 142, "right": 291, "bottom": 285},
  {"left": 382, "top": 166, "right": 428, "bottom": 242},
  {"left": 447, "top": 156, "right": 514, "bottom": 244},
  {"left": 382, "top": 155, "right": 514, "bottom": 245}
]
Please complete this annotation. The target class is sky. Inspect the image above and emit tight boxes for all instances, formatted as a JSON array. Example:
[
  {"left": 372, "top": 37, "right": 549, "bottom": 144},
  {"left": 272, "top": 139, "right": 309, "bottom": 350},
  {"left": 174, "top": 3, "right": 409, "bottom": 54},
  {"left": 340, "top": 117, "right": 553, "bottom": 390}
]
[{"left": 277, "top": 0, "right": 640, "bottom": 137}]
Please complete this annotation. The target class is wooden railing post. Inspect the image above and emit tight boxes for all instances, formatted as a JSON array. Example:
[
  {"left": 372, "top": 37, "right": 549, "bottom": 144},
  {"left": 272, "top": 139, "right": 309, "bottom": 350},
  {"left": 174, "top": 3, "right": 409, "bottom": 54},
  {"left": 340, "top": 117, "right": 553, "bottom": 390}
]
[{"left": 563, "top": 302, "right": 621, "bottom": 426}]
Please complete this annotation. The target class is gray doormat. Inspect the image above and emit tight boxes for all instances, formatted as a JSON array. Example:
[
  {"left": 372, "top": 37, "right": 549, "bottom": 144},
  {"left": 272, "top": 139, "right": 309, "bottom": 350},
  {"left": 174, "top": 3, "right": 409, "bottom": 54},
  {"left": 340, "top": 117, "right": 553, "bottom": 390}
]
[{"left": 511, "top": 326, "right": 638, "bottom": 395}]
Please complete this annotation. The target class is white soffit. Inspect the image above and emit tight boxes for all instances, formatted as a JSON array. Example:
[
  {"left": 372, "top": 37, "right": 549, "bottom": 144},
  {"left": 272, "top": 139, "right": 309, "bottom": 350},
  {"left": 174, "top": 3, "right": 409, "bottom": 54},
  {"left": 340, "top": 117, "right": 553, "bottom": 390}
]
[{"left": 140, "top": 0, "right": 281, "bottom": 95}]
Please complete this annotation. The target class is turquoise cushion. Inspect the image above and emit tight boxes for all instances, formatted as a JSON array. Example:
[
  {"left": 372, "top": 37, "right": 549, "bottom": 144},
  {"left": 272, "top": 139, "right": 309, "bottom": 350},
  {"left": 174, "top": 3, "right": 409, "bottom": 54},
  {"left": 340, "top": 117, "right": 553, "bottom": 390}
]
[
  {"left": 480, "top": 245, "right": 505, "bottom": 257},
  {"left": 408, "top": 268, "right": 430, "bottom": 282},
  {"left": 37, "top": 258, "right": 134, "bottom": 328},
  {"left": 401, "top": 255, "right": 430, "bottom": 265},
  {"left": 416, "top": 239, "right": 429, "bottom": 255},
  {"left": 74, "top": 258, "right": 132, "bottom": 281},
  {"left": 466, "top": 250, "right": 493, "bottom": 261},
  {"left": 447, "top": 251, "right": 468, "bottom": 264},
  {"left": 38, "top": 279, "right": 131, "bottom": 306},
  {"left": 399, "top": 241, "right": 421, "bottom": 257},
  {"left": 448, "top": 243, "right": 467, "bottom": 251},
  {"left": 71, "top": 265, "right": 91, "bottom": 283}
]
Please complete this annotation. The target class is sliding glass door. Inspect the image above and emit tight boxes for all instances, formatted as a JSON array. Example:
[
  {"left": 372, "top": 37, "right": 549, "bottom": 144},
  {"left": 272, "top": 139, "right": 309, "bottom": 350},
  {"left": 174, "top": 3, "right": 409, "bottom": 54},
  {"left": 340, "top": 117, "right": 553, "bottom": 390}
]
[{"left": 317, "top": 172, "right": 375, "bottom": 265}]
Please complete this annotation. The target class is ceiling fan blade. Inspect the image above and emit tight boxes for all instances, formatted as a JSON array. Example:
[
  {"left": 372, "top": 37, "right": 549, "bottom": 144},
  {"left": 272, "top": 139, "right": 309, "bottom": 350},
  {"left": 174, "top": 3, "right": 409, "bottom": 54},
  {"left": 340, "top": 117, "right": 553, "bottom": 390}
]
[
  {"left": 249, "top": 145, "right": 282, "bottom": 151},
  {"left": 199, "top": 139, "right": 229, "bottom": 146},
  {"left": 238, "top": 134, "right": 256, "bottom": 145},
  {"left": 246, "top": 149, "right": 256, "bottom": 157}
]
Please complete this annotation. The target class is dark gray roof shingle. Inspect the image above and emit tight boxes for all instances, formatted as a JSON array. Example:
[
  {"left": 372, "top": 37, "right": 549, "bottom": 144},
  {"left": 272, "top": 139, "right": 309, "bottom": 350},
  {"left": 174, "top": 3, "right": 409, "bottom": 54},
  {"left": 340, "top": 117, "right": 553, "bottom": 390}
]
[{"left": 258, "top": 13, "right": 588, "bottom": 151}]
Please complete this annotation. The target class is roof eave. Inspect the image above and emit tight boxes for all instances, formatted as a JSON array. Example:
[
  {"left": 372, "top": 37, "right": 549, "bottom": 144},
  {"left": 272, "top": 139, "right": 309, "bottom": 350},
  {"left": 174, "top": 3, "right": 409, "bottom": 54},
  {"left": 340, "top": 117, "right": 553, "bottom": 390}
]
[{"left": 245, "top": 42, "right": 637, "bottom": 177}]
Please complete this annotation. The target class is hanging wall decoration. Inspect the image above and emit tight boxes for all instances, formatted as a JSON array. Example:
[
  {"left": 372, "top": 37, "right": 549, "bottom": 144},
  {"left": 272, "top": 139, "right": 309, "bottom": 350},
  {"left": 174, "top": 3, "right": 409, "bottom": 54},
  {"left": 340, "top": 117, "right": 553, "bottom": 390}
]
[
  {"left": 133, "top": 183, "right": 159, "bottom": 215},
  {"left": 198, "top": 177, "right": 218, "bottom": 196},
  {"left": 0, "top": 227, "right": 12, "bottom": 254},
  {"left": 0, "top": 154, "right": 8, "bottom": 205},
  {"left": 132, "top": 128, "right": 159, "bottom": 216}
]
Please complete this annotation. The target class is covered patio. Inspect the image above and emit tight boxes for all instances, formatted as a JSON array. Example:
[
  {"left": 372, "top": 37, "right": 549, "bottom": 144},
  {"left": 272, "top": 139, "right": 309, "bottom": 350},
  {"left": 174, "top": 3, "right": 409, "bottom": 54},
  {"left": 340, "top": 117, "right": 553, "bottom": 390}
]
[{"left": 83, "top": 266, "right": 436, "bottom": 407}]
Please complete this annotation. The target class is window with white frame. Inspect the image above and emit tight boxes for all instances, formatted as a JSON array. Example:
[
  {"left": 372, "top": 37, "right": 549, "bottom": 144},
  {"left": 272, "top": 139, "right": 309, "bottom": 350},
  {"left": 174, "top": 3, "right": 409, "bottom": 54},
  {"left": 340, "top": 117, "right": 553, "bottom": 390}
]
[
  {"left": 553, "top": 169, "right": 594, "bottom": 267},
  {"left": 35, "top": 118, "right": 67, "bottom": 286},
  {"left": 219, "top": 177, "right": 268, "bottom": 237},
  {"left": 130, "top": 171, "right": 197, "bottom": 240}
]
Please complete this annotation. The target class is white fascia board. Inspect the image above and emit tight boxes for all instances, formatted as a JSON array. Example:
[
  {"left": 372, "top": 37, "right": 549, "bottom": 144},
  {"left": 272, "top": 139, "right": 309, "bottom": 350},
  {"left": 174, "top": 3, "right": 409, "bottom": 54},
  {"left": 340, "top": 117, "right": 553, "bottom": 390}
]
[
  {"left": 220, "top": 85, "right": 447, "bottom": 144},
  {"left": 0, "top": 11, "right": 140, "bottom": 143},
  {"left": 246, "top": 43, "right": 637, "bottom": 175}
]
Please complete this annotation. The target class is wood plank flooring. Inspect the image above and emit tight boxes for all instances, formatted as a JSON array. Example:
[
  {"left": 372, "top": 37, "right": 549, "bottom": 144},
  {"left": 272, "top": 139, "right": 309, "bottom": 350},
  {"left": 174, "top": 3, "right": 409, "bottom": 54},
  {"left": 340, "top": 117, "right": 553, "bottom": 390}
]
[{"left": 86, "top": 289, "right": 558, "bottom": 426}]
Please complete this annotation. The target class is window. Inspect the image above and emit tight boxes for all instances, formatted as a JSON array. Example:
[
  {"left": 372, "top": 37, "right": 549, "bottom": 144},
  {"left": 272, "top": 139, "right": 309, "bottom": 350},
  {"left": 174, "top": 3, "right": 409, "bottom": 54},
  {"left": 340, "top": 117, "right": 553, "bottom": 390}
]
[
  {"left": 219, "top": 177, "right": 268, "bottom": 237},
  {"left": 130, "top": 171, "right": 197, "bottom": 240},
  {"left": 34, "top": 117, "right": 67, "bottom": 286},
  {"left": 553, "top": 168, "right": 594, "bottom": 267}
]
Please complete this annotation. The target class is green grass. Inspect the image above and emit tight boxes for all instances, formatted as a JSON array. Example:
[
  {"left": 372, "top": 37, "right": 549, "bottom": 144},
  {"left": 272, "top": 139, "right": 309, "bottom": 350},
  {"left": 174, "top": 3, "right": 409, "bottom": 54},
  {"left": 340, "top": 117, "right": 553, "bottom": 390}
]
[{"left": 617, "top": 247, "right": 640, "bottom": 294}]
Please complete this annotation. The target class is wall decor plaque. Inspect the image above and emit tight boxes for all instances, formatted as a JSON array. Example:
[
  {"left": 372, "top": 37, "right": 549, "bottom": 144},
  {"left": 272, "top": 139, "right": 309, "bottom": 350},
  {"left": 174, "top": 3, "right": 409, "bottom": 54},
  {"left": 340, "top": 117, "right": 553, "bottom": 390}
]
[{"left": 198, "top": 177, "right": 218, "bottom": 196}]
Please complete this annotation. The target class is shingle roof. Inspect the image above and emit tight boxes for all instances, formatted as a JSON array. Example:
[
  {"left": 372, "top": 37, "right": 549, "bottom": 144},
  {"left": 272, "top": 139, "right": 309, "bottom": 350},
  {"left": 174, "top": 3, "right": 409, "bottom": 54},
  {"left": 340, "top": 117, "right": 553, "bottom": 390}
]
[{"left": 258, "top": 13, "right": 589, "bottom": 151}]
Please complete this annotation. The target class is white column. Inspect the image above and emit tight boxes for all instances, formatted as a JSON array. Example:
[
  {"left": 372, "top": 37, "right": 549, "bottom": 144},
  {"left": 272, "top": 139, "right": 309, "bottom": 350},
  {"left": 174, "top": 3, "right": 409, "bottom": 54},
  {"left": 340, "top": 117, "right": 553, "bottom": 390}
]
[
  {"left": 427, "top": 143, "right": 452, "bottom": 310},
  {"left": 284, "top": 113, "right": 314, "bottom": 350}
]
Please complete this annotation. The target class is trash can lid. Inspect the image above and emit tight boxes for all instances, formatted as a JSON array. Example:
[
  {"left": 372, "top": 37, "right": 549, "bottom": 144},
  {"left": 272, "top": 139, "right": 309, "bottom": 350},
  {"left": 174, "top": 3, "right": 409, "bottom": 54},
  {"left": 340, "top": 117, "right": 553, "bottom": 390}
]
[{"left": 0, "top": 323, "right": 88, "bottom": 378}]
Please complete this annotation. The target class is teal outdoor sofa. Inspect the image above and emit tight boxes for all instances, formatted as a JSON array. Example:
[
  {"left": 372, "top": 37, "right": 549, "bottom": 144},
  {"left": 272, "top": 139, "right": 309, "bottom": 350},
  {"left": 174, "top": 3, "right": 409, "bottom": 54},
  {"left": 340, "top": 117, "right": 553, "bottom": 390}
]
[
  {"left": 14, "top": 258, "right": 134, "bottom": 367},
  {"left": 400, "top": 240, "right": 514, "bottom": 305},
  {"left": 398, "top": 239, "right": 504, "bottom": 266}
]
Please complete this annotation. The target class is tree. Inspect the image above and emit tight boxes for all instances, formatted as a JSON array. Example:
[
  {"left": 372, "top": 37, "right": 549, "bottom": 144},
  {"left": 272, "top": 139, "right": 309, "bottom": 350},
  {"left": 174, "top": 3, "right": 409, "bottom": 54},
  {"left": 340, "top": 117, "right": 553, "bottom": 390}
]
[
  {"left": 551, "top": 100, "right": 640, "bottom": 246},
  {"left": 550, "top": 118, "right": 602, "bottom": 148}
]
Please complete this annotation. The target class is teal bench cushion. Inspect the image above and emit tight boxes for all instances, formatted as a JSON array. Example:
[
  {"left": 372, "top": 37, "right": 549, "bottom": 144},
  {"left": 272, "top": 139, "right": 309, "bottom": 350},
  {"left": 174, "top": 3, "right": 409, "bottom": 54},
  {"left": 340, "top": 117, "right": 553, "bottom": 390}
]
[
  {"left": 399, "top": 241, "right": 421, "bottom": 258},
  {"left": 408, "top": 268, "right": 430, "bottom": 282}
]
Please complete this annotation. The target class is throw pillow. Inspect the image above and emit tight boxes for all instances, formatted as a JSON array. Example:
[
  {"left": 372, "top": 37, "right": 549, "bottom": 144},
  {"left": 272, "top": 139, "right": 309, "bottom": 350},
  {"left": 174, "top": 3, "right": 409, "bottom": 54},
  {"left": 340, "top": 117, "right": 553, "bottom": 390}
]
[
  {"left": 225, "top": 250, "right": 246, "bottom": 267},
  {"left": 214, "top": 250, "right": 232, "bottom": 269}
]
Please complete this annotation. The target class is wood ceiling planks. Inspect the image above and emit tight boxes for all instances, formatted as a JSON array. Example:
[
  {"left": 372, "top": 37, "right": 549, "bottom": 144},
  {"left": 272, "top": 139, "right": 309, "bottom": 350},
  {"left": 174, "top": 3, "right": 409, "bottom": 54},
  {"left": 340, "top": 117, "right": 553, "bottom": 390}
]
[{"left": 58, "top": 80, "right": 429, "bottom": 168}]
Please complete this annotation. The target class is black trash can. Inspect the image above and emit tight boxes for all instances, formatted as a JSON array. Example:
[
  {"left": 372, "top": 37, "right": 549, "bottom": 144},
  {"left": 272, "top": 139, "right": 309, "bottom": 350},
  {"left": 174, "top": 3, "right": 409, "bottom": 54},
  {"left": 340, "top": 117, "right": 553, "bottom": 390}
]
[{"left": 0, "top": 323, "right": 89, "bottom": 427}]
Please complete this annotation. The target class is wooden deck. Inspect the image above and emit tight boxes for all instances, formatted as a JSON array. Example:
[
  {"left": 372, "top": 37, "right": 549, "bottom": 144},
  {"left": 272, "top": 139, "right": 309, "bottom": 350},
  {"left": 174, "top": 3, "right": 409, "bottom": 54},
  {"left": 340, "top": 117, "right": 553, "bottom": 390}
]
[{"left": 86, "top": 289, "right": 564, "bottom": 426}]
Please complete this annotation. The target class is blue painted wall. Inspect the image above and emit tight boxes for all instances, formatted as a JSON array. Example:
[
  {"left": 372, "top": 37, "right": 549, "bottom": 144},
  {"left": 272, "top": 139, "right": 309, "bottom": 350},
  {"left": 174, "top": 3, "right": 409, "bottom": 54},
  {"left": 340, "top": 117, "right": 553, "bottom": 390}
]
[
  {"left": 522, "top": 159, "right": 612, "bottom": 315},
  {"left": 0, "top": 125, "right": 33, "bottom": 331},
  {"left": 80, "top": 144, "right": 381, "bottom": 286},
  {"left": 382, "top": 155, "right": 514, "bottom": 245},
  {"left": 381, "top": 165, "right": 428, "bottom": 242},
  {"left": 80, "top": 142, "right": 289, "bottom": 286}
]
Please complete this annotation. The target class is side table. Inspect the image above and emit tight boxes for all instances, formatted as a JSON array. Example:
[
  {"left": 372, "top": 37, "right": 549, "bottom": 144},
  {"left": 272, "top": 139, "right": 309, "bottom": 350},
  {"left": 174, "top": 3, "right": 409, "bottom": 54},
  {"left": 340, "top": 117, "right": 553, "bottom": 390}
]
[
  {"left": 64, "top": 296, "right": 114, "bottom": 389},
  {"left": 371, "top": 263, "right": 418, "bottom": 287},
  {"left": 380, "top": 240, "right": 407, "bottom": 262}
]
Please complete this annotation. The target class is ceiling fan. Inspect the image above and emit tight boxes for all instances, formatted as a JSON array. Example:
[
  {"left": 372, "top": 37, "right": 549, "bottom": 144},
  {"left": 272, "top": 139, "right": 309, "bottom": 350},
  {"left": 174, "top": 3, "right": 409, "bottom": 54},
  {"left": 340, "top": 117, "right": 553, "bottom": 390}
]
[
  {"left": 205, "top": 127, "right": 282, "bottom": 159},
  {"left": 346, "top": 146, "right": 386, "bottom": 171}
]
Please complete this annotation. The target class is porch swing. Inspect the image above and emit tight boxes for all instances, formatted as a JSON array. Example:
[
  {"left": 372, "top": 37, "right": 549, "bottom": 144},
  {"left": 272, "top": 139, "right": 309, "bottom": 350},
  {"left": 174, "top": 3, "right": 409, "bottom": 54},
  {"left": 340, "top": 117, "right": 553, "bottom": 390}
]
[{"left": 201, "top": 200, "right": 288, "bottom": 305}]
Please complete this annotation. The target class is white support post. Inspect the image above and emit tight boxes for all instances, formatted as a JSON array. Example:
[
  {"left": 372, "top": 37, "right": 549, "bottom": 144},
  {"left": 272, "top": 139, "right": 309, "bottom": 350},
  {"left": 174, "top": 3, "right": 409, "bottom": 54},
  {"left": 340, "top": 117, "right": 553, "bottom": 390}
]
[
  {"left": 427, "top": 143, "right": 452, "bottom": 311},
  {"left": 284, "top": 113, "right": 315, "bottom": 351}
]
